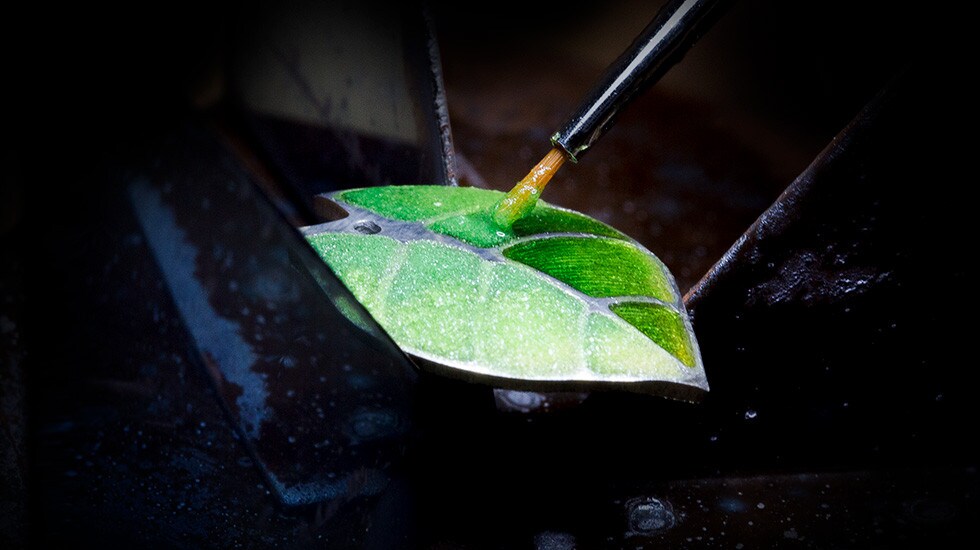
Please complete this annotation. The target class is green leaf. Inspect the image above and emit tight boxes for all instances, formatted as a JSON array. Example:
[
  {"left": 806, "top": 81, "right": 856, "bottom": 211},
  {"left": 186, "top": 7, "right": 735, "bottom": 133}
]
[{"left": 303, "top": 185, "right": 707, "bottom": 399}]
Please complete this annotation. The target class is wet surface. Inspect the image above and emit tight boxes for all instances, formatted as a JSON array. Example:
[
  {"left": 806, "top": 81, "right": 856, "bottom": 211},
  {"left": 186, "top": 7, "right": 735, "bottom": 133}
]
[
  {"left": 24, "top": 124, "right": 421, "bottom": 546},
  {"left": 0, "top": 229, "right": 26, "bottom": 549},
  {"left": 127, "top": 127, "right": 419, "bottom": 506}
]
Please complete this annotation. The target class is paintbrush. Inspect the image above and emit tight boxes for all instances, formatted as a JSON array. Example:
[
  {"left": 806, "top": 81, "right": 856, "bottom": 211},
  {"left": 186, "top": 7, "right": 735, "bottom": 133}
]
[{"left": 493, "top": 0, "right": 732, "bottom": 228}]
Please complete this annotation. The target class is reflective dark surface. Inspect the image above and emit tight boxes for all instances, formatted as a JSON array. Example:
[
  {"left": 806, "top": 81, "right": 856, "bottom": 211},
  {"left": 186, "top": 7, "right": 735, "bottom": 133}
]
[
  {"left": 9, "top": 1, "right": 442, "bottom": 546},
  {"left": 24, "top": 120, "right": 427, "bottom": 544},
  {"left": 127, "top": 125, "right": 418, "bottom": 507}
]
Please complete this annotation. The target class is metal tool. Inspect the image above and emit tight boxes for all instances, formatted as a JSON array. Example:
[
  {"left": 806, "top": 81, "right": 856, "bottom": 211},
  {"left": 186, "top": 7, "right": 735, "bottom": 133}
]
[{"left": 552, "top": 0, "right": 732, "bottom": 162}]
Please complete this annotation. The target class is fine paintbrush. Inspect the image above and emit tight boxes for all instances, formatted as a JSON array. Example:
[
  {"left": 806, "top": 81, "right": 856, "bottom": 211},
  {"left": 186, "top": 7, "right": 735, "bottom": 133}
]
[{"left": 493, "top": 0, "right": 732, "bottom": 228}]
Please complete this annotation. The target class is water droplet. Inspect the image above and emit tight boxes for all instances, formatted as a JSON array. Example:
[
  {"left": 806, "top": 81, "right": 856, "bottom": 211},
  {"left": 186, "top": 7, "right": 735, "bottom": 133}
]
[
  {"left": 287, "top": 436, "right": 296, "bottom": 444},
  {"left": 756, "top": 502, "right": 766, "bottom": 509},
  {"left": 626, "top": 497, "right": 675, "bottom": 535},
  {"left": 496, "top": 390, "right": 544, "bottom": 411},
  {"left": 744, "top": 410, "right": 758, "bottom": 420},
  {"left": 908, "top": 498, "right": 958, "bottom": 523},
  {"left": 433, "top": 201, "right": 443, "bottom": 207},
  {"left": 347, "top": 409, "right": 400, "bottom": 441},
  {"left": 718, "top": 497, "right": 747, "bottom": 513}
]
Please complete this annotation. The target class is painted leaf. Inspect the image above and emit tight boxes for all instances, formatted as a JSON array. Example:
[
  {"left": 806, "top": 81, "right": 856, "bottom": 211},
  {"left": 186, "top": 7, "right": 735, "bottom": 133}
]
[{"left": 302, "top": 185, "right": 707, "bottom": 400}]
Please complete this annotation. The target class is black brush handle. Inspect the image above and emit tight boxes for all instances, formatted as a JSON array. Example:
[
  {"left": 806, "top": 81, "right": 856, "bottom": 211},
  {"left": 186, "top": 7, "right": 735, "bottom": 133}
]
[{"left": 552, "top": 0, "right": 731, "bottom": 162}]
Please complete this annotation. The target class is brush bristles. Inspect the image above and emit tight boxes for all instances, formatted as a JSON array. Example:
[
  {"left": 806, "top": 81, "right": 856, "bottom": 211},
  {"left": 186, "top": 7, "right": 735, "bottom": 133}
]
[{"left": 492, "top": 148, "right": 567, "bottom": 228}]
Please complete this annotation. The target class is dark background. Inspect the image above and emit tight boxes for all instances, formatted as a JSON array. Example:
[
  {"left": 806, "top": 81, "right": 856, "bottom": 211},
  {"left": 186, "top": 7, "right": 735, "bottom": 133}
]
[{"left": 3, "top": 1, "right": 974, "bottom": 547}]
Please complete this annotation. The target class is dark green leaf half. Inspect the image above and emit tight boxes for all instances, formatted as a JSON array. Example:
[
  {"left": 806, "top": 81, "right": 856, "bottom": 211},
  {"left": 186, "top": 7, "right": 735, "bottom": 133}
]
[
  {"left": 609, "top": 302, "right": 696, "bottom": 367},
  {"left": 502, "top": 236, "right": 676, "bottom": 303},
  {"left": 511, "top": 206, "right": 626, "bottom": 240}
]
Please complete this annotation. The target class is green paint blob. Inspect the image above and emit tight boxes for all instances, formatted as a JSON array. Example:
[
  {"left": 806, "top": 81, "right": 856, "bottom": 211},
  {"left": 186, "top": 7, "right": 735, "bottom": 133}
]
[
  {"left": 502, "top": 236, "right": 676, "bottom": 302},
  {"left": 428, "top": 210, "right": 514, "bottom": 248},
  {"left": 491, "top": 183, "right": 541, "bottom": 229},
  {"left": 337, "top": 186, "right": 627, "bottom": 248},
  {"left": 610, "top": 302, "right": 696, "bottom": 367}
]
